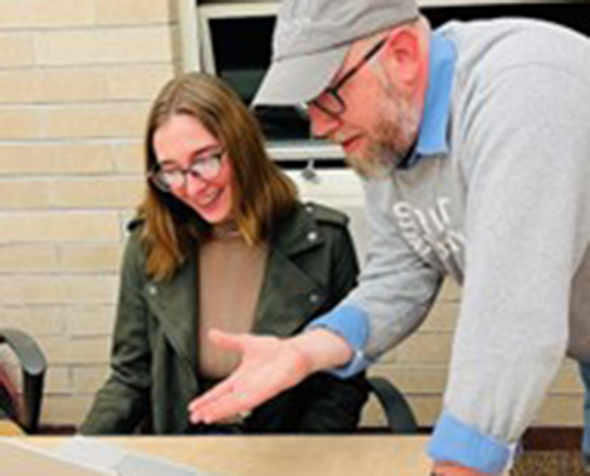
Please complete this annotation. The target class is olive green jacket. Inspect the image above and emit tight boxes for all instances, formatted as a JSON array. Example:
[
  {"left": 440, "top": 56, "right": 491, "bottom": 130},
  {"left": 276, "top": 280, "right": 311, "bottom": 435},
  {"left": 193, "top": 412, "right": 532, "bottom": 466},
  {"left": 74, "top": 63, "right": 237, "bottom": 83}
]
[{"left": 81, "top": 202, "right": 368, "bottom": 435}]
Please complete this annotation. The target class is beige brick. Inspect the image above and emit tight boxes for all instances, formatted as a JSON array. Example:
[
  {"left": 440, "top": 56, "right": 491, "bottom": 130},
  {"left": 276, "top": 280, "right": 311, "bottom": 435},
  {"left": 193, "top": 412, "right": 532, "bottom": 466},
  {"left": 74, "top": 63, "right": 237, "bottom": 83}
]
[
  {"left": 50, "top": 177, "right": 144, "bottom": 209},
  {"left": 369, "top": 365, "right": 448, "bottom": 394},
  {"left": 112, "top": 141, "right": 144, "bottom": 173},
  {"left": 96, "top": 0, "right": 174, "bottom": 25},
  {"left": 438, "top": 278, "right": 462, "bottom": 301},
  {"left": 67, "top": 305, "right": 116, "bottom": 337},
  {"left": 59, "top": 244, "right": 121, "bottom": 273},
  {"left": 42, "top": 394, "right": 94, "bottom": 427},
  {"left": 0, "top": 179, "right": 51, "bottom": 209},
  {"left": 0, "top": 305, "right": 66, "bottom": 336},
  {"left": 0, "top": 276, "right": 64, "bottom": 305},
  {"left": 0, "top": 0, "right": 94, "bottom": 29},
  {"left": 72, "top": 365, "right": 110, "bottom": 394},
  {"left": 0, "top": 109, "right": 41, "bottom": 140},
  {"left": 409, "top": 395, "right": 445, "bottom": 427},
  {"left": 45, "top": 367, "right": 72, "bottom": 394},
  {"left": 0, "top": 67, "right": 173, "bottom": 104},
  {"left": 361, "top": 394, "right": 388, "bottom": 428},
  {"left": 44, "top": 103, "right": 149, "bottom": 140},
  {"left": 0, "top": 71, "right": 40, "bottom": 103},
  {"left": 107, "top": 64, "right": 175, "bottom": 100},
  {"left": 0, "top": 211, "right": 121, "bottom": 243},
  {"left": 391, "top": 332, "right": 453, "bottom": 365},
  {"left": 421, "top": 301, "right": 459, "bottom": 332},
  {"left": 39, "top": 69, "right": 108, "bottom": 103},
  {"left": 35, "top": 27, "right": 174, "bottom": 66},
  {"left": 378, "top": 347, "right": 398, "bottom": 364},
  {"left": 42, "top": 336, "right": 111, "bottom": 366},
  {"left": 0, "top": 244, "right": 58, "bottom": 272},
  {"left": 67, "top": 338, "right": 112, "bottom": 366},
  {"left": 62, "top": 275, "right": 119, "bottom": 305},
  {"left": 0, "top": 143, "right": 114, "bottom": 176},
  {"left": 0, "top": 34, "right": 34, "bottom": 67},
  {"left": 550, "top": 360, "right": 584, "bottom": 394},
  {"left": 533, "top": 394, "right": 584, "bottom": 426}
]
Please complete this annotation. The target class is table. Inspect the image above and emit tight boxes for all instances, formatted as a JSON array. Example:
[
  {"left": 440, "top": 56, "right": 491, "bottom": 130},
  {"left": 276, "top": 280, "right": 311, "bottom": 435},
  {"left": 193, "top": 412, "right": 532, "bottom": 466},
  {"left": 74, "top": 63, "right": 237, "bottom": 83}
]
[{"left": 26, "top": 435, "right": 435, "bottom": 476}]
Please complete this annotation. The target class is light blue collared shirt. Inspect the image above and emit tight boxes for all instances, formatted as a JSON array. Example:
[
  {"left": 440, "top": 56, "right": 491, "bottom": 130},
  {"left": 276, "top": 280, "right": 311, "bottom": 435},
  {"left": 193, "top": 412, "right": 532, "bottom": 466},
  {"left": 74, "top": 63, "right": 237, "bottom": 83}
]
[{"left": 401, "top": 30, "right": 454, "bottom": 167}]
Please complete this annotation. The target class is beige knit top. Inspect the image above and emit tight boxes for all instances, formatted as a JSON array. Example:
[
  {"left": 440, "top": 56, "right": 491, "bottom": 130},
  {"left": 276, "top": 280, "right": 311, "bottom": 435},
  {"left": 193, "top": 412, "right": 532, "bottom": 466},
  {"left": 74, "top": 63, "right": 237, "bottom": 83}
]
[{"left": 197, "top": 226, "right": 268, "bottom": 379}]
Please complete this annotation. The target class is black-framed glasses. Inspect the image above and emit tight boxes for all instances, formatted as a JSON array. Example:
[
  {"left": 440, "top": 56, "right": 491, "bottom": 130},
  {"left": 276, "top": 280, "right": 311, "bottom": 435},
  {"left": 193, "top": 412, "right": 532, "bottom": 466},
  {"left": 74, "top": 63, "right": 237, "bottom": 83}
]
[
  {"left": 308, "top": 38, "right": 387, "bottom": 118},
  {"left": 148, "top": 150, "right": 225, "bottom": 192}
]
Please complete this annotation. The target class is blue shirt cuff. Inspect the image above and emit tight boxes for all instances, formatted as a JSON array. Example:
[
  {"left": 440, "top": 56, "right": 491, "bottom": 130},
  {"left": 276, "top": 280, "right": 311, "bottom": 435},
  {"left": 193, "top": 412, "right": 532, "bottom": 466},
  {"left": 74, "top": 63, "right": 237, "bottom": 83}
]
[
  {"left": 306, "top": 304, "right": 371, "bottom": 378},
  {"left": 428, "top": 411, "right": 513, "bottom": 474}
]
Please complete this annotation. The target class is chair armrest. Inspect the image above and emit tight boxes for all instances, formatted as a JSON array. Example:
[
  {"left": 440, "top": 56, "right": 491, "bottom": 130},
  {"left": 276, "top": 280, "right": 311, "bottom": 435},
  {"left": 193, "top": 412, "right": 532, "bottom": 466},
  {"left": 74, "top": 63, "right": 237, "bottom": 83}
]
[
  {"left": 367, "top": 376, "right": 418, "bottom": 434},
  {"left": 0, "top": 328, "right": 47, "bottom": 433}
]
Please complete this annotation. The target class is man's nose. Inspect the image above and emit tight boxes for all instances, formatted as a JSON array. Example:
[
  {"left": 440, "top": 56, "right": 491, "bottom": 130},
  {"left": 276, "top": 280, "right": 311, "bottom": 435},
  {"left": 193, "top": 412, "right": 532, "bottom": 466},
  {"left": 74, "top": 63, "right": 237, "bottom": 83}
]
[{"left": 309, "top": 105, "right": 341, "bottom": 140}]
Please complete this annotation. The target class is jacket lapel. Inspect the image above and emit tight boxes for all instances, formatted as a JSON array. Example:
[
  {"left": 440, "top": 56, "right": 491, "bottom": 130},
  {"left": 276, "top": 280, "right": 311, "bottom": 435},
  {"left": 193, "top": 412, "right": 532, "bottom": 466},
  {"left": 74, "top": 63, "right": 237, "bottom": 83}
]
[
  {"left": 142, "top": 255, "right": 199, "bottom": 375},
  {"left": 254, "top": 203, "right": 329, "bottom": 336}
]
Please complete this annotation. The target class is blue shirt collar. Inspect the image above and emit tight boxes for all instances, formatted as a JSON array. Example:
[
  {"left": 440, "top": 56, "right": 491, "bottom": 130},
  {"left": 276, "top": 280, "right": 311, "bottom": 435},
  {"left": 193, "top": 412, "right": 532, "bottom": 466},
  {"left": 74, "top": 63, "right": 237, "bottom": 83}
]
[{"left": 401, "top": 32, "right": 455, "bottom": 168}]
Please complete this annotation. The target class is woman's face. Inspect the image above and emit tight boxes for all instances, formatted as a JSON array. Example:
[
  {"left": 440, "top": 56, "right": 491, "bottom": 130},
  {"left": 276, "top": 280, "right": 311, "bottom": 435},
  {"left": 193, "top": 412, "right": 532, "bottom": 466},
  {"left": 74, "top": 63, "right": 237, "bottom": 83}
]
[{"left": 152, "top": 113, "right": 234, "bottom": 225}]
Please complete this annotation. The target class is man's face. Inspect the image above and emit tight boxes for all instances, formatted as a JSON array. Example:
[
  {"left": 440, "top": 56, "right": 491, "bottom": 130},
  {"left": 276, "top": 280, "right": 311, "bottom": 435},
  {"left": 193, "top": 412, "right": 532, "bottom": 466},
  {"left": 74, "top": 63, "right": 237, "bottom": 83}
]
[{"left": 308, "top": 35, "right": 422, "bottom": 179}]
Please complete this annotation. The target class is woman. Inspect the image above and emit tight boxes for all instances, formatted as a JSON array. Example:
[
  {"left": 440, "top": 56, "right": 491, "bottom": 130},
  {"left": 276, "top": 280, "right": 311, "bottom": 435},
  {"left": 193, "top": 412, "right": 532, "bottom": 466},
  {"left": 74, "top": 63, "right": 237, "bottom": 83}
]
[{"left": 81, "top": 72, "right": 368, "bottom": 434}]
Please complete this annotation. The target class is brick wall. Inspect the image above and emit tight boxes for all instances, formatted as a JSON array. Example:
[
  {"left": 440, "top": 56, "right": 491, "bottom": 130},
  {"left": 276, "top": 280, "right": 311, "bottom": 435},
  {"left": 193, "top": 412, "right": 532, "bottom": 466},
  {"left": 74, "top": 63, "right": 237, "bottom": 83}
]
[
  {"left": 0, "top": 0, "right": 179, "bottom": 426},
  {"left": 0, "top": 0, "right": 583, "bottom": 431}
]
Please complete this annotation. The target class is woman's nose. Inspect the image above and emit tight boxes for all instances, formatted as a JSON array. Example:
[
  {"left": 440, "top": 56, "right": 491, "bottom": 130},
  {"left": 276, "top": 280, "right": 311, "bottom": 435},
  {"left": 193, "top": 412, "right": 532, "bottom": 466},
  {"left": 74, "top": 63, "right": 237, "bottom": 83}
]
[{"left": 184, "top": 173, "right": 208, "bottom": 197}]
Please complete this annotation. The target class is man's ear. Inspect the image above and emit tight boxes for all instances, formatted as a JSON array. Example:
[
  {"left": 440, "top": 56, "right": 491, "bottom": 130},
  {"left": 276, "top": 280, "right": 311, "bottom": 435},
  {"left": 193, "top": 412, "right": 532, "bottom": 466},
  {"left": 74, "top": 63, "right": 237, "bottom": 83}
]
[{"left": 377, "top": 26, "right": 427, "bottom": 91}]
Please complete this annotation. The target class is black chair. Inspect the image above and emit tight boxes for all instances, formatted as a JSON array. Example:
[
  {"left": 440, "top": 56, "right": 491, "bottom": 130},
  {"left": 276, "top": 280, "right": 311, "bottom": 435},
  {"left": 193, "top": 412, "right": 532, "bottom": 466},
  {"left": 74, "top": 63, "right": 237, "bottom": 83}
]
[
  {"left": 367, "top": 376, "right": 418, "bottom": 433},
  {"left": 0, "top": 328, "right": 47, "bottom": 434}
]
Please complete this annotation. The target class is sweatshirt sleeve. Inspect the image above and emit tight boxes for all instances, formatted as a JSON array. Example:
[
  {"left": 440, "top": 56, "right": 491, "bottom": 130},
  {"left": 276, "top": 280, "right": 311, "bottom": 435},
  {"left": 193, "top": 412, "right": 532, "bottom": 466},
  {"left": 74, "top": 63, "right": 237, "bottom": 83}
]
[
  {"left": 309, "top": 178, "right": 444, "bottom": 375},
  {"left": 429, "top": 64, "right": 590, "bottom": 472}
]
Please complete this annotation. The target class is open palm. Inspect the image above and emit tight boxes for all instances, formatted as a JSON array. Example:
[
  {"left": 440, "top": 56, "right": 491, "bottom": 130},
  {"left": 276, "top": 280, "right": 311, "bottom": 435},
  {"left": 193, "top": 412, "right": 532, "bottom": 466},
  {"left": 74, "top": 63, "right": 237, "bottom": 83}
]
[{"left": 188, "top": 329, "right": 313, "bottom": 424}]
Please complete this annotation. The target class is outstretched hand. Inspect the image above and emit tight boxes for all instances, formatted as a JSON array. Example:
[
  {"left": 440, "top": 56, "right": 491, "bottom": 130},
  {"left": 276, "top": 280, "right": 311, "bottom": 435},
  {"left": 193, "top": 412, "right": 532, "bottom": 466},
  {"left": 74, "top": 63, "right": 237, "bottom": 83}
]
[{"left": 188, "top": 329, "right": 314, "bottom": 424}]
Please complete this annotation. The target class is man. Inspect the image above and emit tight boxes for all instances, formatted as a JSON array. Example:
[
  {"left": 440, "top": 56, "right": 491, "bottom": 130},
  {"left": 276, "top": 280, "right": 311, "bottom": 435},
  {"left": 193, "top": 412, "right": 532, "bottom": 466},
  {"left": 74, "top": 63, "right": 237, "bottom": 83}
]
[{"left": 188, "top": 0, "right": 590, "bottom": 474}]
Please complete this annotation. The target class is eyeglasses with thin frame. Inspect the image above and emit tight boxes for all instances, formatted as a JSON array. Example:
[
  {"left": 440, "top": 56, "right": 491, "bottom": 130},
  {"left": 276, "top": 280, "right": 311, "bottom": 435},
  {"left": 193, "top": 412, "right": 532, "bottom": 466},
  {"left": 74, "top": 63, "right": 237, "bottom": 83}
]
[
  {"left": 308, "top": 38, "right": 387, "bottom": 118},
  {"left": 148, "top": 150, "right": 225, "bottom": 192}
]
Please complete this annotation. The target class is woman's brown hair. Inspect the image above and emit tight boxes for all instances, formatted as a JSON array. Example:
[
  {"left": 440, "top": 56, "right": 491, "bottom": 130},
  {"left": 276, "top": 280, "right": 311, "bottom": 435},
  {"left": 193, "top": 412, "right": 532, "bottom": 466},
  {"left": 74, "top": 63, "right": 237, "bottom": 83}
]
[{"left": 139, "top": 72, "right": 297, "bottom": 281}]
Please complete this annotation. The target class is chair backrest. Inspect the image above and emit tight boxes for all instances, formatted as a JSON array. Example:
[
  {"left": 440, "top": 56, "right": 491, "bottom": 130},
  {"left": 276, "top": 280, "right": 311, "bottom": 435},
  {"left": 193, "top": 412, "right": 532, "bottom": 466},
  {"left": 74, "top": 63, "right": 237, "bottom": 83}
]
[
  {"left": 0, "top": 328, "right": 47, "bottom": 433},
  {"left": 367, "top": 376, "right": 419, "bottom": 434}
]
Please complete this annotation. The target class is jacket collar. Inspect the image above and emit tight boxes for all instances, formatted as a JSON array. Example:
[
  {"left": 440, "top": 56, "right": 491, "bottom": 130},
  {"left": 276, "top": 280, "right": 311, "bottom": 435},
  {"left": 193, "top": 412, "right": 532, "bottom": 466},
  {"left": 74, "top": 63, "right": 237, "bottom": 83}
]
[{"left": 270, "top": 202, "right": 325, "bottom": 257}]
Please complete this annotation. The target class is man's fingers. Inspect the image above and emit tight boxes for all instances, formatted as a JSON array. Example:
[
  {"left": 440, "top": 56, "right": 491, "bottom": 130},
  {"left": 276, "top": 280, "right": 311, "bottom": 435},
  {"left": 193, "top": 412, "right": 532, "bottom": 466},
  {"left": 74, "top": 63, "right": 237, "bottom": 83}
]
[
  {"left": 188, "top": 379, "right": 234, "bottom": 420},
  {"left": 191, "top": 373, "right": 289, "bottom": 424},
  {"left": 192, "top": 389, "right": 260, "bottom": 424}
]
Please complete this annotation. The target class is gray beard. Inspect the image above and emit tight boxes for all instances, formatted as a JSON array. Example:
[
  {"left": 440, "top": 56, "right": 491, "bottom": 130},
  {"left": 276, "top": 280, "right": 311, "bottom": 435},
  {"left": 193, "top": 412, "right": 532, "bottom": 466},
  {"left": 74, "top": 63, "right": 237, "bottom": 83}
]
[{"left": 347, "top": 94, "right": 420, "bottom": 180}]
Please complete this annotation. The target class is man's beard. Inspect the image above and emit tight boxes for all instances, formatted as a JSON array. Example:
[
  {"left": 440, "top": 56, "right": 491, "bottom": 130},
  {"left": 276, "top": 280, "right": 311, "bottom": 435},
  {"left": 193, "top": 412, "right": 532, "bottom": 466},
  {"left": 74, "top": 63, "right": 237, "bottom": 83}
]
[{"left": 346, "top": 93, "right": 420, "bottom": 179}]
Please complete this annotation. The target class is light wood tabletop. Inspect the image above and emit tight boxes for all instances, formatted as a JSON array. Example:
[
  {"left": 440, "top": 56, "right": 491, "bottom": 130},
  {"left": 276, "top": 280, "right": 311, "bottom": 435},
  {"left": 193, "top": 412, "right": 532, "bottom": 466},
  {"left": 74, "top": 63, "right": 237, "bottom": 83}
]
[{"left": 24, "top": 435, "right": 436, "bottom": 476}]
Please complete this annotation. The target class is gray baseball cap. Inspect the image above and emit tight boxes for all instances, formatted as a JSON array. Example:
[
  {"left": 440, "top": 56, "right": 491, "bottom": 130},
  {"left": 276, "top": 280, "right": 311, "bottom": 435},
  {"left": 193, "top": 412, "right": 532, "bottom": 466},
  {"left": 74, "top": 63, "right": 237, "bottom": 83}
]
[{"left": 252, "top": 0, "right": 419, "bottom": 107}]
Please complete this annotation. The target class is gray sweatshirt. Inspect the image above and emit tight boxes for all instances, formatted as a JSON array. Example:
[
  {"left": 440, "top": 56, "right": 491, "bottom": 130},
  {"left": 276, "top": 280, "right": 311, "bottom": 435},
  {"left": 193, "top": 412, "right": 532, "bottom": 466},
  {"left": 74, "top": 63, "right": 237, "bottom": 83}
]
[{"left": 329, "top": 18, "right": 590, "bottom": 466}]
